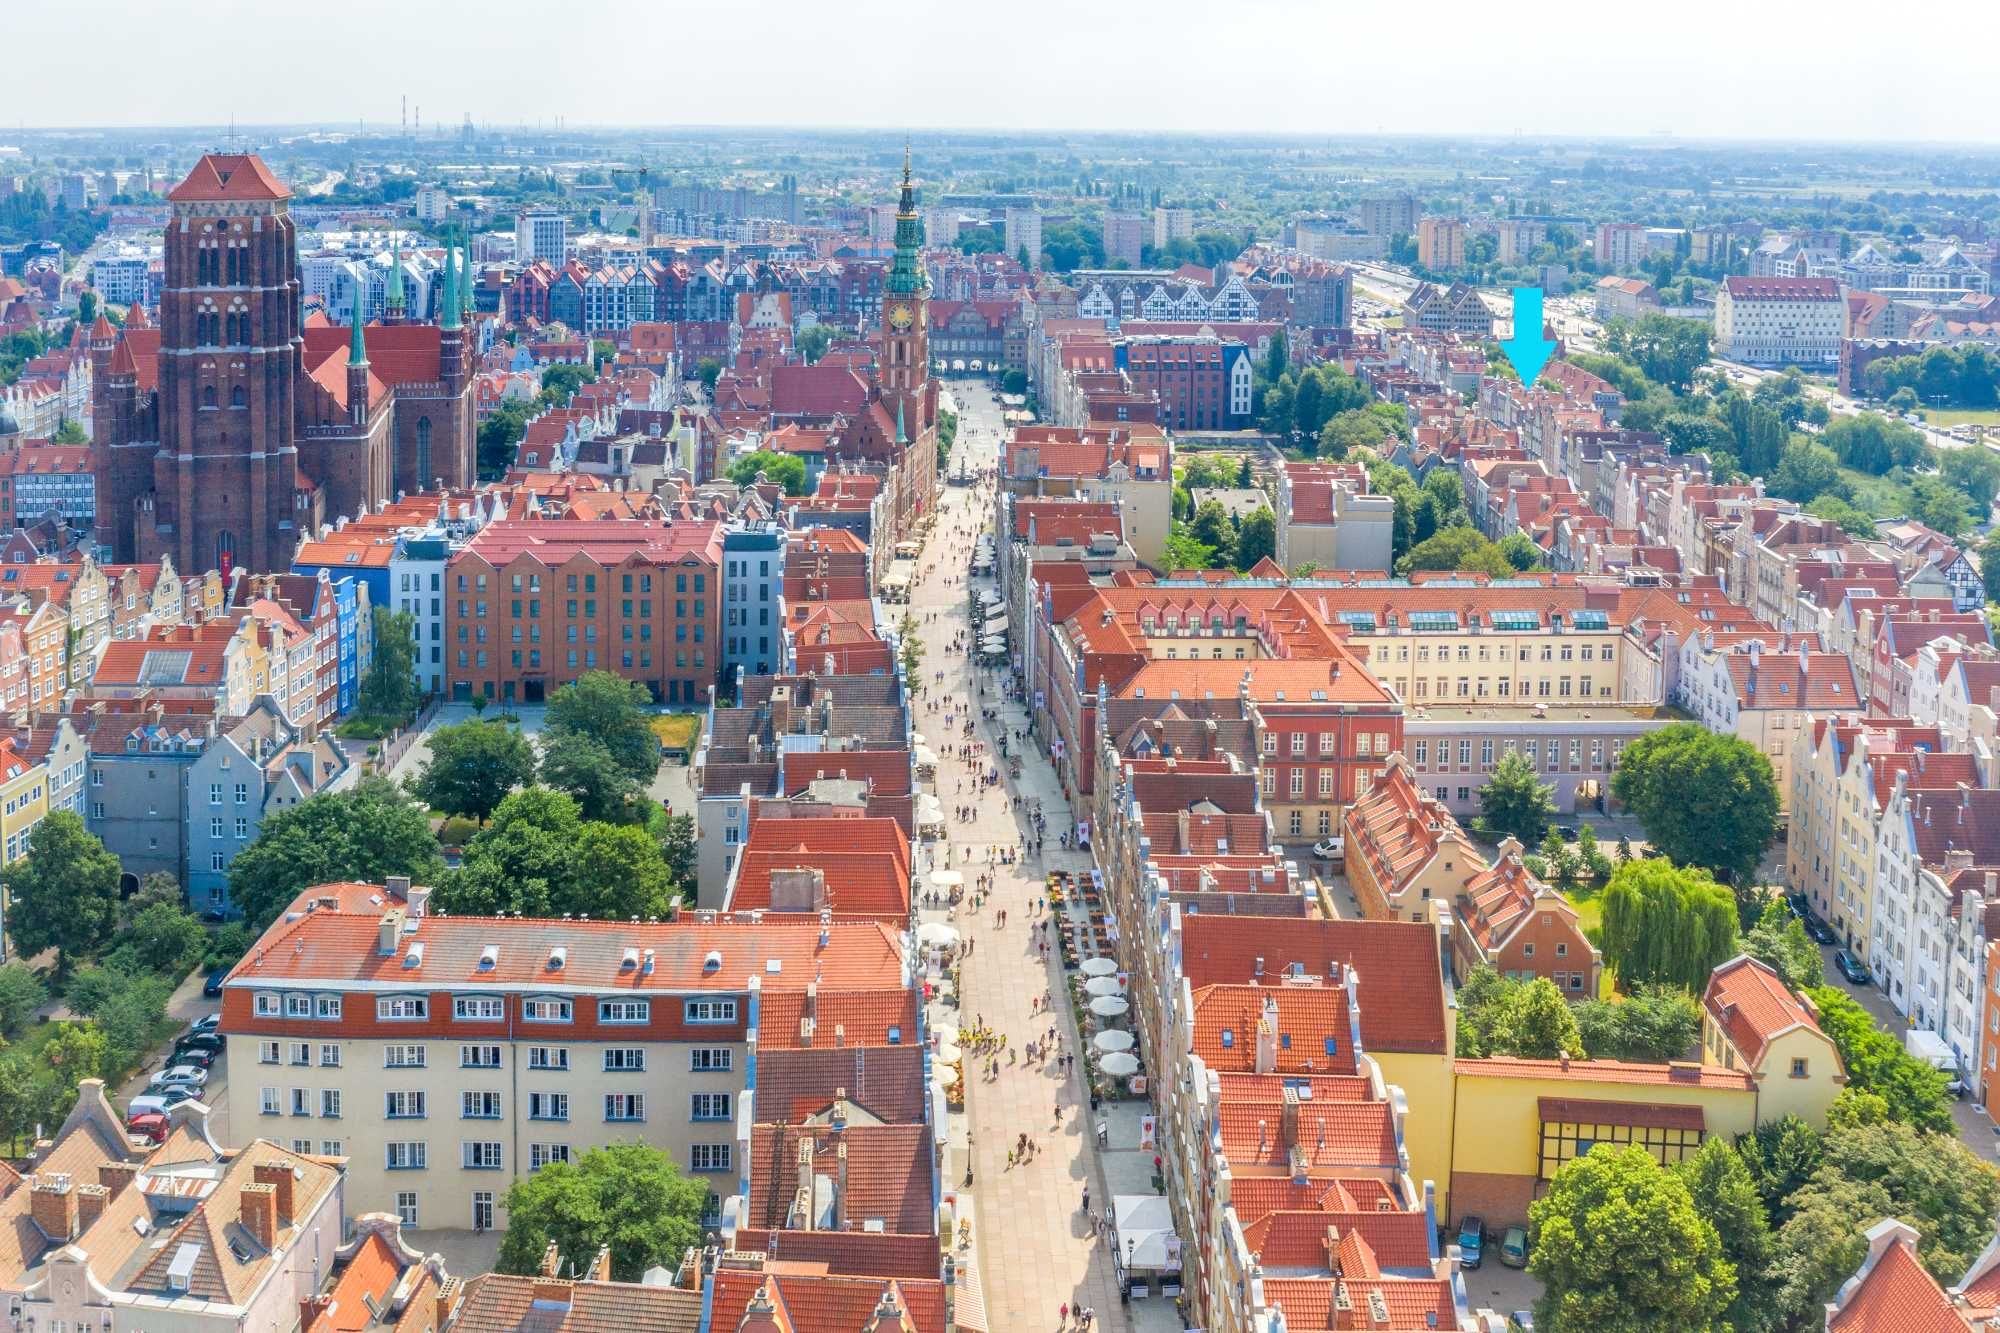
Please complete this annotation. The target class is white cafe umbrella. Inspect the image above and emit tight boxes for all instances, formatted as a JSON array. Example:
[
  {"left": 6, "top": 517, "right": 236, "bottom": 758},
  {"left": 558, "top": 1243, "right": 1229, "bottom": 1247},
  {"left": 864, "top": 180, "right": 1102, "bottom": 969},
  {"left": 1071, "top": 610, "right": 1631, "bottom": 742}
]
[
  {"left": 916, "top": 922, "right": 961, "bottom": 948},
  {"left": 1079, "top": 957, "right": 1119, "bottom": 977},
  {"left": 1098, "top": 1051, "right": 1140, "bottom": 1076},
  {"left": 1094, "top": 1029, "right": 1135, "bottom": 1053},
  {"left": 930, "top": 869, "right": 965, "bottom": 890},
  {"left": 936, "top": 1041, "right": 963, "bottom": 1066},
  {"left": 1089, "top": 995, "right": 1130, "bottom": 1019},
  {"left": 1085, "top": 976, "right": 1123, "bottom": 998}
]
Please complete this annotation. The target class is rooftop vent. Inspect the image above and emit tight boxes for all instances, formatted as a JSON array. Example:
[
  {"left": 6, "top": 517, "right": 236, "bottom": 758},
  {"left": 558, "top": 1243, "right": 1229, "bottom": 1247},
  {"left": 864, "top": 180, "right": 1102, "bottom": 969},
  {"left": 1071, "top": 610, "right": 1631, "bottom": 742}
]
[
  {"left": 402, "top": 941, "right": 425, "bottom": 969},
  {"left": 621, "top": 947, "right": 640, "bottom": 971},
  {"left": 478, "top": 945, "right": 499, "bottom": 971},
  {"left": 547, "top": 946, "right": 567, "bottom": 971},
  {"left": 704, "top": 949, "right": 723, "bottom": 972}
]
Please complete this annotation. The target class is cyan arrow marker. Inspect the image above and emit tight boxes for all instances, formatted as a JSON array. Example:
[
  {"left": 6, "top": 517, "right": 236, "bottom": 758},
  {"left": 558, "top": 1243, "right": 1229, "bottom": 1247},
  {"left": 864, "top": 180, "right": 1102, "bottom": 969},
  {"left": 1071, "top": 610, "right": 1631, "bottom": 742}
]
[{"left": 1499, "top": 286, "right": 1558, "bottom": 386}]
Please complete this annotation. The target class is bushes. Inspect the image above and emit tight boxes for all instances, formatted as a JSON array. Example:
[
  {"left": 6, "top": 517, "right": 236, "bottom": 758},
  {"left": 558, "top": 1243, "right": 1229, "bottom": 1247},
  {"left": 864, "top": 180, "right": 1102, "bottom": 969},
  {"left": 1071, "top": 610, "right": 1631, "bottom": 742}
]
[{"left": 1803, "top": 985, "right": 1953, "bottom": 1133}]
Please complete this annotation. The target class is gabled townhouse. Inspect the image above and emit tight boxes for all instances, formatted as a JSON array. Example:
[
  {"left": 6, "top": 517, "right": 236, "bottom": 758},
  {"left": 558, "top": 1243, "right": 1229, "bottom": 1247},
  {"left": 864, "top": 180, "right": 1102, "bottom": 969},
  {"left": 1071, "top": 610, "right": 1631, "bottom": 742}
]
[
  {"left": 1677, "top": 637, "right": 1864, "bottom": 809},
  {"left": 1343, "top": 759, "right": 1485, "bottom": 924},
  {"left": 1700, "top": 954, "right": 1846, "bottom": 1128},
  {"left": 1449, "top": 838, "right": 1601, "bottom": 997}
]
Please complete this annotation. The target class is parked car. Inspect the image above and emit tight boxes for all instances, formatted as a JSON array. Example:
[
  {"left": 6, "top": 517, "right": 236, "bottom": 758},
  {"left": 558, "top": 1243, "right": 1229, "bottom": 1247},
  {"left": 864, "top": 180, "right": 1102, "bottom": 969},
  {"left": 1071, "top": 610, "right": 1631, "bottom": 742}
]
[
  {"left": 1509, "top": 1314, "right": 1535, "bottom": 1332},
  {"left": 1946, "top": 1077, "right": 1968, "bottom": 1100},
  {"left": 168, "top": 1045, "right": 218, "bottom": 1069},
  {"left": 189, "top": 1013, "right": 221, "bottom": 1035},
  {"left": 202, "top": 968, "right": 228, "bottom": 999},
  {"left": 1835, "top": 950, "right": 1871, "bottom": 985},
  {"left": 1786, "top": 892, "right": 1810, "bottom": 919},
  {"left": 148, "top": 1065, "right": 208, "bottom": 1092},
  {"left": 1553, "top": 825, "right": 1577, "bottom": 840},
  {"left": 124, "top": 1111, "right": 168, "bottom": 1144},
  {"left": 1457, "top": 1215, "right": 1485, "bottom": 1269},
  {"left": 1311, "top": 836, "right": 1345, "bottom": 862},
  {"left": 1501, "top": 1226, "right": 1529, "bottom": 1268},
  {"left": 1804, "top": 916, "right": 1838, "bottom": 946},
  {"left": 175, "top": 1031, "right": 224, "bottom": 1056},
  {"left": 127, "top": 1088, "right": 195, "bottom": 1117}
]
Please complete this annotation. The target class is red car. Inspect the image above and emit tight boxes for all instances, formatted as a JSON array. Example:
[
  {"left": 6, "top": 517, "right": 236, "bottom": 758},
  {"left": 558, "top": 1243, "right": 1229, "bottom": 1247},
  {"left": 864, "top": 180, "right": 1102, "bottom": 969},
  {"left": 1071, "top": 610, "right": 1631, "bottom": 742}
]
[{"left": 125, "top": 1111, "right": 168, "bottom": 1145}]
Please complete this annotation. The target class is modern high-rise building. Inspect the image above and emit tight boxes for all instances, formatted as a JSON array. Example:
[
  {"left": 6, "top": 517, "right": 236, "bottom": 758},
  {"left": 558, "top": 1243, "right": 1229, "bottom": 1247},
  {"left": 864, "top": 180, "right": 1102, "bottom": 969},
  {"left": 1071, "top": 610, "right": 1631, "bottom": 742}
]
[
  {"left": 1416, "top": 217, "right": 1467, "bottom": 270},
  {"left": 514, "top": 210, "right": 569, "bottom": 265},
  {"left": 1004, "top": 207, "right": 1043, "bottom": 268},
  {"left": 1152, "top": 206, "right": 1193, "bottom": 249},
  {"left": 1104, "top": 212, "right": 1145, "bottom": 267}
]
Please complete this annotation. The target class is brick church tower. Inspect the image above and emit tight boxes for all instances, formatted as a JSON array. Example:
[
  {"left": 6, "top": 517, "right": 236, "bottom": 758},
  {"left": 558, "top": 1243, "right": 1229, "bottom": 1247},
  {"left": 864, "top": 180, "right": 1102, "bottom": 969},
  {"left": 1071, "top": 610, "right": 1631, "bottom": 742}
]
[{"left": 152, "top": 154, "right": 303, "bottom": 575}]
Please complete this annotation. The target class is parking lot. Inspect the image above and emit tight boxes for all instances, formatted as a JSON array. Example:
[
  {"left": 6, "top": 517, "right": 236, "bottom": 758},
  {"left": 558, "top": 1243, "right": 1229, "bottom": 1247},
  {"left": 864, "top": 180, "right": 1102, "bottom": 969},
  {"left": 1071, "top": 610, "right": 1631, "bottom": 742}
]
[{"left": 112, "top": 966, "right": 230, "bottom": 1145}]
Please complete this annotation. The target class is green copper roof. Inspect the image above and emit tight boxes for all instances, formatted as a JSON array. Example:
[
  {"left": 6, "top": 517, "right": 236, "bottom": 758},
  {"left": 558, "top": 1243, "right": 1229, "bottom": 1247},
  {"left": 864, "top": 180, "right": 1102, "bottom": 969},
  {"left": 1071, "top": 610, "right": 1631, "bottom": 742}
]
[
  {"left": 895, "top": 395, "right": 906, "bottom": 446},
  {"left": 886, "top": 145, "right": 927, "bottom": 297},
  {"left": 385, "top": 232, "right": 405, "bottom": 310},
  {"left": 349, "top": 284, "right": 368, "bottom": 365}
]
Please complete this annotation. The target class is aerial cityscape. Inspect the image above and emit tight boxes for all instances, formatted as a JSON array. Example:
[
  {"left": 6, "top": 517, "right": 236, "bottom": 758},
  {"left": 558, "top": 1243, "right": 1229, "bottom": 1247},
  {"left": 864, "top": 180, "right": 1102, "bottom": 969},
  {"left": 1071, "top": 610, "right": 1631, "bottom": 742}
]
[{"left": 8, "top": 11, "right": 2000, "bottom": 1332}]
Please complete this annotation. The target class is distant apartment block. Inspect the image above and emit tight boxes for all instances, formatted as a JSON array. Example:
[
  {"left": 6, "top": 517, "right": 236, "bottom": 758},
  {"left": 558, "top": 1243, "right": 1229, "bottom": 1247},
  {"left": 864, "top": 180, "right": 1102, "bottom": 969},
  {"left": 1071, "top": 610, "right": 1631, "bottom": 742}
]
[
  {"left": 1103, "top": 212, "right": 1146, "bottom": 267},
  {"left": 1004, "top": 208, "right": 1043, "bottom": 268},
  {"left": 1595, "top": 222, "right": 1648, "bottom": 270},
  {"left": 1715, "top": 276, "right": 1844, "bottom": 366},
  {"left": 1355, "top": 192, "right": 1417, "bottom": 238},
  {"left": 1153, "top": 207, "right": 1193, "bottom": 250},
  {"left": 514, "top": 211, "right": 568, "bottom": 266},
  {"left": 1417, "top": 218, "right": 1467, "bottom": 270}
]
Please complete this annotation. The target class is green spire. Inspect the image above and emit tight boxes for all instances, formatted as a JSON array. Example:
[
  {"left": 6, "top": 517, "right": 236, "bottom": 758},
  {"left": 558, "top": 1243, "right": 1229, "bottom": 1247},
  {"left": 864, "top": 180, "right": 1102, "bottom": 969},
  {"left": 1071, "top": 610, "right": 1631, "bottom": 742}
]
[
  {"left": 886, "top": 143, "right": 926, "bottom": 297},
  {"left": 462, "top": 236, "right": 475, "bottom": 318},
  {"left": 349, "top": 283, "right": 368, "bottom": 366},
  {"left": 440, "top": 240, "right": 461, "bottom": 331},
  {"left": 895, "top": 395, "right": 906, "bottom": 446},
  {"left": 385, "top": 232, "right": 405, "bottom": 311}
]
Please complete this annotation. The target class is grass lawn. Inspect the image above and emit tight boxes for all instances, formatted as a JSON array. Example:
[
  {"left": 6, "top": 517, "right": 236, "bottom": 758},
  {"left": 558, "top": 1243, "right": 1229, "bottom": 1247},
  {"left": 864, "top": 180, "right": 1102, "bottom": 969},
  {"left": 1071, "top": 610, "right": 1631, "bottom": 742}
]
[
  {"left": 1837, "top": 466, "right": 1916, "bottom": 519},
  {"left": 1922, "top": 407, "right": 2000, "bottom": 428},
  {"left": 1562, "top": 881, "right": 1620, "bottom": 999},
  {"left": 650, "top": 713, "right": 702, "bottom": 753}
]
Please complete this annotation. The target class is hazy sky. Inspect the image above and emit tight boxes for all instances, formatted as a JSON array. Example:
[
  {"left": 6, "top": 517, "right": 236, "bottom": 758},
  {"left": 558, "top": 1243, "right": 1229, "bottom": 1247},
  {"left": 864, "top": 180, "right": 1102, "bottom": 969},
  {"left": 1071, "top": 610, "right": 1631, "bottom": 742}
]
[{"left": 7, "top": 0, "right": 2000, "bottom": 145}]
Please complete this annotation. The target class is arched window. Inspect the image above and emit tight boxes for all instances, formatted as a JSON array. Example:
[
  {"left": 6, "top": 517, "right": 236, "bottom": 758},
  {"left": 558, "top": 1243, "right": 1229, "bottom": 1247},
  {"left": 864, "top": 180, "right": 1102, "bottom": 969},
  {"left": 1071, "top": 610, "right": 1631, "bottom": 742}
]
[
  {"left": 415, "top": 417, "right": 433, "bottom": 486},
  {"left": 201, "top": 386, "right": 216, "bottom": 409},
  {"left": 230, "top": 385, "right": 246, "bottom": 409}
]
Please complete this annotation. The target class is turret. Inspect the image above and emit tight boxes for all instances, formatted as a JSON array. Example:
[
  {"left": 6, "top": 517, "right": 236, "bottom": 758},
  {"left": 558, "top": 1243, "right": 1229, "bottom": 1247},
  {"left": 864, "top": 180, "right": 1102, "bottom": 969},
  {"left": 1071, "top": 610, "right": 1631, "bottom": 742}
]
[
  {"left": 384, "top": 232, "right": 405, "bottom": 322},
  {"left": 347, "top": 301, "right": 371, "bottom": 426},
  {"left": 440, "top": 240, "right": 462, "bottom": 332}
]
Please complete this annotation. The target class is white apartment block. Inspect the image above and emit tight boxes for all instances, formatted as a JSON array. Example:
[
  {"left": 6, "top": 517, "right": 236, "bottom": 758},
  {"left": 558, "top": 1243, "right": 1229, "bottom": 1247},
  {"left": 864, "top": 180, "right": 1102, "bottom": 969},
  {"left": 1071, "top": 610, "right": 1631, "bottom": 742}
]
[
  {"left": 1005, "top": 208, "right": 1043, "bottom": 268},
  {"left": 1154, "top": 207, "right": 1194, "bottom": 249},
  {"left": 515, "top": 211, "right": 569, "bottom": 266},
  {"left": 1714, "top": 276, "right": 1844, "bottom": 366}
]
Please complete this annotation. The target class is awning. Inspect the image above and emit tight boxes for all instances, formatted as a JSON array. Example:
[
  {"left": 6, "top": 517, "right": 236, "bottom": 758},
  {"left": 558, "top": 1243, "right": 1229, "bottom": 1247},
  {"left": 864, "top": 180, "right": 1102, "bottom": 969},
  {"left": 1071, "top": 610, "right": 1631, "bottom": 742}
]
[
  {"left": 1538, "top": 1097, "right": 1705, "bottom": 1132},
  {"left": 1114, "top": 1195, "right": 1182, "bottom": 1274},
  {"left": 984, "top": 614, "right": 1008, "bottom": 634}
]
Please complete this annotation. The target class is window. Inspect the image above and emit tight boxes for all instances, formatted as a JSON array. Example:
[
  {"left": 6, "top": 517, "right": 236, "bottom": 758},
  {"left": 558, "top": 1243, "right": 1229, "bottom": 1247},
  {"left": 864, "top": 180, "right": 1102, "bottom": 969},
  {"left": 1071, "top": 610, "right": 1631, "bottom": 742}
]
[
  {"left": 316, "top": 995, "right": 342, "bottom": 1020},
  {"left": 254, "top": 993, "right": 282, "bottom": 1017},
  {"left": 522, "top": 997, "right": 571, "bottom": 1022},
  {"left": 1790, "top": 1057, "right": 1810, "bottom": 1078},
  {"left": 529, "top": 1143, "right": 570, "bottom": 1172},
  {"left": 685, "top": 999, "right": 737, "bottom": 1024},
  {"left": 320, "top": 1044, "right": 341, "bottom": 1067},
  {"left": 461, "top": 1091, "right": 503, "bottom": 1119},
  {"left": 260, "top": 1087, "right": 280, "bottom": 1115},
  {"left": 689, "top": 1048, "right": 733, "bottom": 1073},
  {"left": 691, "top": 1092, "right": 731, "bottom": 1121},
  {"left": 529, "top": 1092, "right": 570, "bottom": 1121},
  {"left": 463, "top": 1141, "right": 504, "bottom": 1170},
  {"left": 528, "top": 1046, "right": 569, "bottom": 1071},
  {"left": 604, "top": 1048, "right": 646, "bottom": 1073},
  {"left": 378, "top": 996, "right": 428, "bottom": 1020},
  {"left": 284, "top": 994, "right": 312, "bottom": 1018},
  {"left": 320, "top": 1089, "right": 342, "bottom": 1118},
  {"left": 395, "top": 1192, "right": 419, "bottom": 1226},
  {"left": 605, "top": 1093, "right": 645, "bottom": 1122},
  {"left": 598, "top": 999, "right": 650, "bottom": 1024},
  {"left": 385, "top": 1090, "right": 427, "bottom": 1119},
  {"left": 1289, "top": 731, "right": 1306, "bottom": 755},
  {"left": 386, "top": 1142, "right": 427, "bottom": 1171},
  {"left": 290, "top": 1041, "right": 311, "bottom": 1065},
  {"left": 1318, "top": 732, "right": 1335, "bottom": 755},
  {"left": 383, "top": 1044, "right": 427, "bottom": 1068},
  {"left": 461, "top": 1044, "right": 502, "bottom": 1069},
  {"left": 258, "top": 1040, "right": 280, "bottom": 1065},
  {"left": 691, "top": 1144, "right": 733, "bottom": 1173},
  {"left": 453, "top": 996, "right": 504, "bottom": 1021}
]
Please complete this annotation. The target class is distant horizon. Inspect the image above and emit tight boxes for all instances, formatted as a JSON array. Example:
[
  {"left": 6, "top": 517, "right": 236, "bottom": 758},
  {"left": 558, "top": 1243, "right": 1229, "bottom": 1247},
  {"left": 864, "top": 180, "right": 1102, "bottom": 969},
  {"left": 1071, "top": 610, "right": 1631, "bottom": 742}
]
[{"left": 9, "top": 0, "right": 2000, "bottom": 147}]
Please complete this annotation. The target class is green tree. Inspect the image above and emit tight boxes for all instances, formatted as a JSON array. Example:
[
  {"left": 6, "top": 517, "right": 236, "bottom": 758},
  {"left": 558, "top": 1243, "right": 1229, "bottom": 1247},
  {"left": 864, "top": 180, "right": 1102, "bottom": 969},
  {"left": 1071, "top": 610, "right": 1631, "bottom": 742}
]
[
  {"left": 1188, "top": 499, "right": 1235, "bottom": 553},
  {"left": 1823, "top": 413, "right": 1931, "bottom": 476},
  {"left": 725, "top": 450, "right": 808, "bottom": 496},
  {"left": 125, "top": 902, "right": 208, "bottom": 977},
  {"left": 409, "top": 719, "right": 537, "bottom": 822},
  {"left": 1397, "top": 525, "right": 1514, "bottom": 577},
  {"left": 545, "top": 672, "right": 660, "bottom": 785},
  {"left": 2, "top": 812, "right": 120, "bottom": 974},
  {"left": 694, "top": 357, "right": 722, "bottom": 392},
  {"left": 1735, "top": 1114, "right": 1823, "bottom": 1221},
  {"left": 1540, "top": 826, "right": 1582, "bottom": 887},
  {"left": 1477, "top": 750, "right": 1556, "bottom": 842},
  {"left": 569, "top": 823, "right": 676, "bottom": 920},
  {"left": 497, "top": 1142, "right": 708, "bottom": 1282},
  {"left": 1529, "top": 1144, "right": 1734, "bottom": 1333},
  {"left": 77, "top": 291, "right": 98, "bottom": 325},
  {"left": 1803, "top": 985, "right": 1953, "bottom": 1132},
  {"left": 228, "top": 778, "right": 445, "bottom": 928},
  {"left": 1909, "top": 474, "right": 1971, "bottom": 538},
  {"left": 1497, "top": 531, "right": 1543, "bottom": 571},
  {"left": 1674, "top": 1138, "right": 1777, "bottom": 1333},
  {"left": 658, "top": 812, "right": 696, "bottom": 893},
  {"left": 538, "top": 731, "right": 640, "bottom": 824},
  {"left": 1610, "top": 723, "right": 1778, "bottom": 886},
  {"left": 1942, "top": 447, "right": 2000, "bottom": 513},
  {"left": 1743, "top": 897, "right": 1825, "bottom": 990},
  {"left": 1572, "top": 985, "right": 1702, "bottom": 1061},
  {"left": 477, "top": 400, "right": 531, "bottom": 478},
  {"left": 1232, "top": 507, "right": 1276, "bottom": 571},
  {"left": 52, "top": 419, "right": 87, "bottom": 445},
  {"left": 1317, "top": 408, "right": 1397, "bottom": 458},
  {"left": 1769, "top": 439, "right": 1844, "bottom": 503},
  {"left": 442, "top": 787, "right": 585, "bottom": 918},
  {"left": 1597, "top": 858, "right": 1739, "bottom": 993},
  {"left": 795, "top": 324, "right": 836, "bottom": 364},
  {"left": 1981, "top": 531, "right": 2000, "bottom": 598},
  {"left": 999, "top": 368, "right": 1028, "bottom": 396},
  {"left": 1770, "top": 1120, "right": 2000, "bottom": 1326},
  {"left": 896, "top": 612, "right": 924, "bottom": 683},
  {"left": 1162, "top": 530, "right": 1216, "bottom": 571},
  {"left": 1806, "top": 493, "right": 1880, "bottom": 537},
  {"left": 1504, "top": 978, "right": 1585, "bottom": 1059},
  {"left": 0, "top": 964, "right": 45, "bottom": 1036},
  {"left": 360, "top": 607, "right": 422, "bottom": 720}
]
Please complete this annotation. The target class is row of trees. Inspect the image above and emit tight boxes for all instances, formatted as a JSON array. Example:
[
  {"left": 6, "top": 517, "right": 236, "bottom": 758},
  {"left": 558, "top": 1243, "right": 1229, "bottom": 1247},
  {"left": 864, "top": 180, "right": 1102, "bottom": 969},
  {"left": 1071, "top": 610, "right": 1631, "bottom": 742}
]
[
  {"left": 1456, "top": 967, "right": 1701, "bottom": 1062},
  {"left": 1859, "top": 342, "right": 2000, "bottom": 408}
]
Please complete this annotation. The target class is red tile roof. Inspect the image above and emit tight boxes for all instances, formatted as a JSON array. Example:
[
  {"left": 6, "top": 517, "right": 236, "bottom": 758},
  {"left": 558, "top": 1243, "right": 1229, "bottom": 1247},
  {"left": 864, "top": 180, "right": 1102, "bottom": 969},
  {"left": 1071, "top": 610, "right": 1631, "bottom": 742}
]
[
  {"left": 1827, "top": 1225, "right": 1973, "bottom": 1333},
  {"left": 1702, "top": 954, "right": 1830, "bottom": 1070},
  {"left": 742, "top": 1123, "right": 933, "bottom": 1234},
  {"left": 167, "top": 154, "right": 290, "bottom": 203},
  {"left": 1190, "top": 983, "right": 1358, "bottom": 1075},
  {"left": 1454, "top": 1056, "right": 1756, "bottom": 1090},
  {"left": 706, "top": 1270, "right": 946, "bottom": 1333},
  {"left": 754, "top": 987, "right": 919, "bottom": 1052}
]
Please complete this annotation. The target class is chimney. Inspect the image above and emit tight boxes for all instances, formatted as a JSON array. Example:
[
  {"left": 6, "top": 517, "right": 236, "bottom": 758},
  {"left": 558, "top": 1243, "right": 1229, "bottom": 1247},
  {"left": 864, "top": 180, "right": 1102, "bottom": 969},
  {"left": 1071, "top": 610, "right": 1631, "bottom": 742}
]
[
  {"left": 300, "top": 1294, "right": 333, "bottom": 1331},
  {"left": 1254, "top": 996, "right": 1279, "bottom": 1075},
  {"left": 433, "top": 1277, "right": 462, "bottom": 1330},
  {"left": 75, "top": 1182, "right": 108, "bottom": 1232},
  {"left": 540, "top": 1241, "right": 562, "bottom": 1278},
  {"left": 1280, "top": 1085, "right": 1302, "bottom": 1162},
  {"left": 254, "top": 1161, "right": 296, "bottom": 1222},
  {"left": 30, "top": 1174, "right": 76, "bottom": 1241},
  {"left": 386, "top": 874, "right": 413, "bottom": 902},
  {"left": 241, "top": 1181, "right": 278, "bottom": 1250},
  {"left": 378, "top": 908, "right": 406, "bottom": 955},
  {"left": 589, "top": 1245, "right": 612, "bottom": 1282},
  {"left": 769, "top": 866, "right": 827, "bottom": 913},
  {"left": 98, "top": 1162, "right": 137, "bottom": 1199},
  {"left": 530, "top": 1277, "right": 573, "bottom": 1311},
  {"left": 1176, "top": 809, "right": 1191, "bottom": 855},
  {"left": 835, "top": 1139, "right": 850, "bottom": 1228}
]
